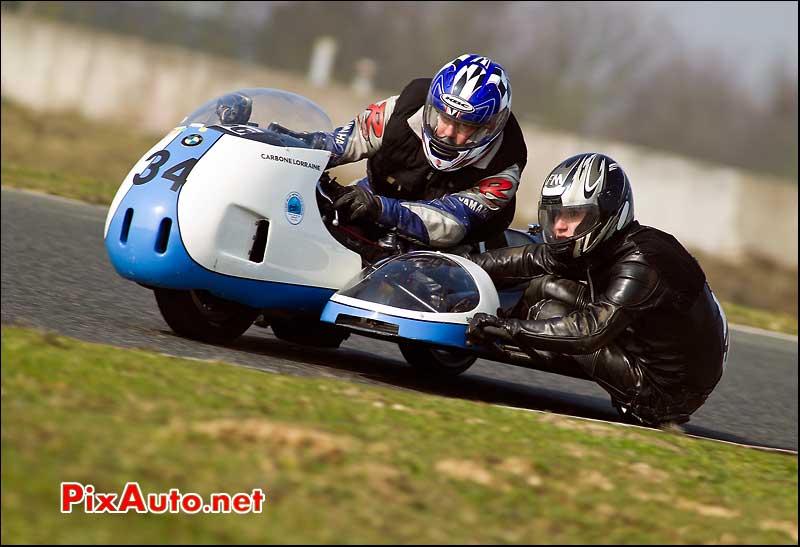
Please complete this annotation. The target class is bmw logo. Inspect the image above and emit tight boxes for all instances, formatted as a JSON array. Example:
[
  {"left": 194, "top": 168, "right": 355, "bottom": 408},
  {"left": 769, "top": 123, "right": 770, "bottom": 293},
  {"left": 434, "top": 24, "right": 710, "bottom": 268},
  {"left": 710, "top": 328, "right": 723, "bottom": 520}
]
[
  {"left": 285, "top": 192, "right": 304, "bottom": 225},
  {"left": 182, "top": 134, "right": 203, "bottom": 146}
]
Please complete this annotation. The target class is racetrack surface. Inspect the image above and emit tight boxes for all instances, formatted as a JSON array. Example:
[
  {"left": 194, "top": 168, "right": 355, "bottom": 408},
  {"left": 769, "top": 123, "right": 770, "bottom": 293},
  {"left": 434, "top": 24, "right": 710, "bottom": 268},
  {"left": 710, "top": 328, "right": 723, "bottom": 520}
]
[{"left": 2, "top": 188, "right": 797, "bottom": 451}]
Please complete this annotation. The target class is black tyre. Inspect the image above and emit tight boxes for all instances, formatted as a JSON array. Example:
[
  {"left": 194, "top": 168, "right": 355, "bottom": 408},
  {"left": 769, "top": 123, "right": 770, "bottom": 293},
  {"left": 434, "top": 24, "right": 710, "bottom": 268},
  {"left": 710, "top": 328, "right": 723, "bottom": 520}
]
[
  {"left": 154, "top": 288, "right": 258, "bottom": 343},
  {"left": 270, "top": 319, "right": 350, "bottom": 348},
  {"left": 399, "top": 342, "right": 477, "bottom": 377}
]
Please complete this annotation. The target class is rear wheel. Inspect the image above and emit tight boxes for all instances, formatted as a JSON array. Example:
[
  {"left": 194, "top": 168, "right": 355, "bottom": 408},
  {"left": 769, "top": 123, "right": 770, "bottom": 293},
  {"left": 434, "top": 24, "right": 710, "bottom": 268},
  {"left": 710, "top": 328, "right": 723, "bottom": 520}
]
[
  {"left": 154, "top": 288, "right": 258, "bottom": 343},
  {"left": 399, "top": 342, "right": 477, "bottom": 377}
]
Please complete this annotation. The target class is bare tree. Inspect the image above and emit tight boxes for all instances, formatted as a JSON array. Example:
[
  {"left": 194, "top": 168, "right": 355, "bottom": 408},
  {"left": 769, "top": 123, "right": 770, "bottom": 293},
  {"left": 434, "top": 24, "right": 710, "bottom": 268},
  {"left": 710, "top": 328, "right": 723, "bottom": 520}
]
[{"left": 10, "top": 0, "right": 797, "bottom": 179}]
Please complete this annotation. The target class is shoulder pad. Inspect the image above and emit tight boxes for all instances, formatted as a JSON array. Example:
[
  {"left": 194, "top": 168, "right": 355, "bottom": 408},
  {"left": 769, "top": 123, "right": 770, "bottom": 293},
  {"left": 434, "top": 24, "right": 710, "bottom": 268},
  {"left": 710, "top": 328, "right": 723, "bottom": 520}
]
[{"left": 603, "top": 252, "right": 659, "bottom": 308}]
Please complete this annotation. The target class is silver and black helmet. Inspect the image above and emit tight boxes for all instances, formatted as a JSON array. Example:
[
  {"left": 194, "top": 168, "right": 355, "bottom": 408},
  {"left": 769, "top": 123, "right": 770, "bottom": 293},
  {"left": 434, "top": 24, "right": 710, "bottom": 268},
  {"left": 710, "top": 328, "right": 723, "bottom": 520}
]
[{"left": 538, "top": 153, "right": 634, "bottom": 258}]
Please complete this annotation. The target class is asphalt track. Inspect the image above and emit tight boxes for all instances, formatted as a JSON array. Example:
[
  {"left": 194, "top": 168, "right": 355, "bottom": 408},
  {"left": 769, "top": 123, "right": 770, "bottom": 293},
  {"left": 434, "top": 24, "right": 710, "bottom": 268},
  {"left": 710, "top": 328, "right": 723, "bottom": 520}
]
[{"left": 2, "top": 188, "right": 797, "bottom": 451}]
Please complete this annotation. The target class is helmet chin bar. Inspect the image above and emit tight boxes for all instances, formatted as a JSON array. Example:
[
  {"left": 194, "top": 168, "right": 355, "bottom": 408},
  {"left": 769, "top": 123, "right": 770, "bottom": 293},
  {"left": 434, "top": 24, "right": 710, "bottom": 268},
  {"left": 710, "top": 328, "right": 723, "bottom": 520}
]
[
  {"left": 429, "top": 139, "right": 460, "bottom": 160},
  {"left": 422, "top": 130, "right": 497, "bottom": 172}
]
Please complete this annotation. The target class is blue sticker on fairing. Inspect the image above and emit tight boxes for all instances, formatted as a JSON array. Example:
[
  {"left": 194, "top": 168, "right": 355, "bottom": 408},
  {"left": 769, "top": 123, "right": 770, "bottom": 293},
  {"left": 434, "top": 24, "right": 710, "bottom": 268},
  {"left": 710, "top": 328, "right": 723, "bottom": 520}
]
[
  {"left": 285, "top": 192, "right": 304, "bottom": 225},
  {"left": 105, "top": 126, "right": 335, "bottom": 312},
  {"left": 320, "top": 300, "right": 470, "bottom": 349}
]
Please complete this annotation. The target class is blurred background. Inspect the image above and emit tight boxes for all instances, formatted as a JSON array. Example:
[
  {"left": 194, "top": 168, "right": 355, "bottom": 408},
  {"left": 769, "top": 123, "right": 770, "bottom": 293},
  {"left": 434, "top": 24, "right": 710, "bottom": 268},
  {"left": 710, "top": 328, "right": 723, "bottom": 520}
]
[{"left": 1, "top": 1, "right": 797, "bottom": 317}]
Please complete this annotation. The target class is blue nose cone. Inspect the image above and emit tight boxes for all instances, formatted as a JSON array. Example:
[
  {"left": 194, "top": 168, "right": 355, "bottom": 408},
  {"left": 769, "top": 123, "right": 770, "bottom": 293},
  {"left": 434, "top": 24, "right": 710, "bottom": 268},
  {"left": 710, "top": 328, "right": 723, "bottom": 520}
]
[{"left": 105, "top": 126, "right": 223, "bottom": 288}]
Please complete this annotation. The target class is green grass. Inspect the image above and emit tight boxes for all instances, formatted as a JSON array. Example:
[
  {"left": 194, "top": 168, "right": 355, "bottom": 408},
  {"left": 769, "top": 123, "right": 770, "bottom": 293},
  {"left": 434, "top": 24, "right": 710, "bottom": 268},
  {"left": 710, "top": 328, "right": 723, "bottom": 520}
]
[
  {"left": 1, "top": 326, "right": 797, "bottom": 544},
  {"left": 0, "top": 97, "right": 158, "bottom": 204},
  {"left": 723, "top": 302, "right": 797, "bottom": 336},
  {"left": 0, "top": 162, "right": 123, "bottom": 205},
  {"left": 1, "top": 97, "right": 797, "bottom": 334}
]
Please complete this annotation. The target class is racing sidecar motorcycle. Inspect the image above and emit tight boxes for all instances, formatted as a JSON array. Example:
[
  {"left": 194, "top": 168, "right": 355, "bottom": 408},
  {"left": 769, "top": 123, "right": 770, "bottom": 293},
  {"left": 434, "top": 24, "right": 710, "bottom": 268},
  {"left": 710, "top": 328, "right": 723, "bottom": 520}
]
[{"left": 105, "top": 87, "right": 585, "bottom": 379}]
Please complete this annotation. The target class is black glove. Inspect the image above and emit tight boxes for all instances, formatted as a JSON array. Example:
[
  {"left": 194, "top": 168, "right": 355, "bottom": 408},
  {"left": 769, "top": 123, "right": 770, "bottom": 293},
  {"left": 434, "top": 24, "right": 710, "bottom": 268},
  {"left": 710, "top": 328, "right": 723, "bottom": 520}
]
[
  {"left": 333, "top": 185, "right": 382, "bottom": 223},
  {"left": 466, "top": 312, "right": 515, "bottom": 346}
]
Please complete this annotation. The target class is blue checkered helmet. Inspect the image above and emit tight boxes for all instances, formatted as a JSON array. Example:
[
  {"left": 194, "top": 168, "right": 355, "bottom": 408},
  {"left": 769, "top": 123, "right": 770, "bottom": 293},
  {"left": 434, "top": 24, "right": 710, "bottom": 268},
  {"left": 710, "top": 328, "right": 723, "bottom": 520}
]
[{"left": 422, "top": 54, "right": 512, "bottom": 171}]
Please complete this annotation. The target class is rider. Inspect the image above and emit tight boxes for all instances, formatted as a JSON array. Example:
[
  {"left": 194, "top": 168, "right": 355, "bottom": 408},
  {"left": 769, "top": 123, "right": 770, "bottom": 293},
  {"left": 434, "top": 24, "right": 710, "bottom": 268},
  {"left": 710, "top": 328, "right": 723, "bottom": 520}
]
[
  {"left": 465, "top": 153, "right": 728, "bottom": 427},
  {"left": 309, "top": 53, "right": 527, "bottom": 250}
]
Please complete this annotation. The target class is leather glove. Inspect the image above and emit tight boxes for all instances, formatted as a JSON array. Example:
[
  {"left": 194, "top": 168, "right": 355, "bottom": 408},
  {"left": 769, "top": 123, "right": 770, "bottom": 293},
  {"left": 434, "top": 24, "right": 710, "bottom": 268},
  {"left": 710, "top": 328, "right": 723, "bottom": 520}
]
[
  {"left": 466, "top": 312, "right": 515, "bottom": 346},
  {"left": 333, "top": 185, "right": 382, "bottom": 223},
  {"left": 496, "top": 305, "right": 514, "bottom": 319}
]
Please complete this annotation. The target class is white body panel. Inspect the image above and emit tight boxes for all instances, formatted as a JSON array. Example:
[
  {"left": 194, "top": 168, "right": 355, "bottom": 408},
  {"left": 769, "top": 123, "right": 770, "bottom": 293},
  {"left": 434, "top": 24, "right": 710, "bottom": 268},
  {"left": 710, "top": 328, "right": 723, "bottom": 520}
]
[
  {"left": 177, "top": 134, "right": 362, "bottom": 289},
  {"left": 329, "top": 253, "right": 501, "bottom": 324}
]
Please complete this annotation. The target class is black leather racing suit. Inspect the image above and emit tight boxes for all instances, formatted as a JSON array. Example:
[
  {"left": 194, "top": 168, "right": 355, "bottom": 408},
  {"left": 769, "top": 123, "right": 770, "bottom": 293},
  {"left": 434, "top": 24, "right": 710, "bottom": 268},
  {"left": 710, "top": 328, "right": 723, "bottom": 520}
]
[{"left": 471, "top": 221, "right": 728, "bottom": 425}]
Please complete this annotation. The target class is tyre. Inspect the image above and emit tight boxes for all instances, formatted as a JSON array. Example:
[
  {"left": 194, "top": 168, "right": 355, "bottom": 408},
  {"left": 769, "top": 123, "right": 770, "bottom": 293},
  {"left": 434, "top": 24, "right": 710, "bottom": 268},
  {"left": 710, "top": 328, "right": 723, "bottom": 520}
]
[
  {"left": 270, "top": 319, "right": 350, "bottom": 348},
  {"left": 154, "top": 288, "right": 258, "bottom": 343},
  {"left": 398, "top": 342, "right": 477, "bottom": 377}
]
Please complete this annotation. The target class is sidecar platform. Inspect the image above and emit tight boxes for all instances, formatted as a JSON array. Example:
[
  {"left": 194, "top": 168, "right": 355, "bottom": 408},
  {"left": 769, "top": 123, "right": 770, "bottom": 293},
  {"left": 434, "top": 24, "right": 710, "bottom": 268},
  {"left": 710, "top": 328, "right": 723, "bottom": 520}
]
[
  {"left": 320, "top": 252, "right": 499, "bottom": 350},
  {"left": 320, "top": 250, "right": 591, "bottom": 381}
]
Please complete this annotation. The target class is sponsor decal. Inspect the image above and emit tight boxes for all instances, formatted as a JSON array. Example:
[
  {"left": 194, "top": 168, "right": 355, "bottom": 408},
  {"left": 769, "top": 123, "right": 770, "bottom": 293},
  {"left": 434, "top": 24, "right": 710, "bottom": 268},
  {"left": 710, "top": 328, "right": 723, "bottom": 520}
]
[
  {"left": 181, "top": 134, "right": 203, "bottom": 147},
  {"left": 544, "top": 173, "right": 565, "bottom": 189},
  {"left": 332, "top": 120, "right": 355, "bottom": 155},
  {"left": 361, "top": 102, "right": 386, "bottom": 140},
  {"left": 478, "top": 178, "right": 513, "bottom": 200},
  {"left": 457, "top": 196, "right": 488, "bottom": 216},
  {"left": 285, "top": 192, "right": 304, "bottom": 225},
  {"left": 542, "top": 159, "right": 581, "bottom": 197},
  {"left": 260, "top": 153, "right": 322, "bottom": 172},
  {"left": 441, "top": 93, "right": 475, "bottom": 113}
]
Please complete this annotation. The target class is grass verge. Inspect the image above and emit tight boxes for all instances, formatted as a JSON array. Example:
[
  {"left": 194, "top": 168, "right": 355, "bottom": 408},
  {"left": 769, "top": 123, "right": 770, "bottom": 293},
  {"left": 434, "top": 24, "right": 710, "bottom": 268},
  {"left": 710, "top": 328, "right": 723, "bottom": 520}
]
[
  {"left": 1, "top": 97, "right": 158, "bottom": 201},
  {"left": 1, "top": 162, "right": 121, "bottom": 205},
  {"left": 2, "top": 326, "right": 797, "bottom": 544},
  {"left": 723, "top": 302, "right": 797, "bottom": 336}
]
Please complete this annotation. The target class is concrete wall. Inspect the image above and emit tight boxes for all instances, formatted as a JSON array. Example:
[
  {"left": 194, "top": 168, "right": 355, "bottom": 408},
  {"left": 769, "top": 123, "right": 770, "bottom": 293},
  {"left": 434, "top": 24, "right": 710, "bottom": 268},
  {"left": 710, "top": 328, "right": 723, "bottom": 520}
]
[{"left": 2, "top": 13, "right": 797, "bottom": 268}]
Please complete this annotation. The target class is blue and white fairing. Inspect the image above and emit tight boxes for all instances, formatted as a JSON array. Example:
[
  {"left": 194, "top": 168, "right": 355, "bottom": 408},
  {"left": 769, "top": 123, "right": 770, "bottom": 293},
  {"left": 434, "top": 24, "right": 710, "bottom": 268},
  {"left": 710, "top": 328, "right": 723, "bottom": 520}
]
[
  {"left": 103, "top": 88, "right": 363, "bottom": 312},
  {"left": 320, "top": 252, "right": 501, "bottom": 349}
]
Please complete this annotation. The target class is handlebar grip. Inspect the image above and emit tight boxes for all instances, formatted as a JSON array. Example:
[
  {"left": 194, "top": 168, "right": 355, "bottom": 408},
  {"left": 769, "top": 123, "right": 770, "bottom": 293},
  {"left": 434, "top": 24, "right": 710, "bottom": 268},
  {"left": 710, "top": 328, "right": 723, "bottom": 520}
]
[{"left": 319, "top": 172, "right": 346, "bottom": 199}]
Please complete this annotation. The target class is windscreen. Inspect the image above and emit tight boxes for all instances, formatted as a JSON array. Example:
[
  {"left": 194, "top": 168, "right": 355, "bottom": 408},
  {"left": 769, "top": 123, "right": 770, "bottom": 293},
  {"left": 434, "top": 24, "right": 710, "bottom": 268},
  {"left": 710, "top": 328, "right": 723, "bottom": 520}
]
[
  {"left": 338, "top": 254, "right": 479, "bottom": 313},
  {"left": 181, "top": 88, "right": 333, "bottom": 137}
]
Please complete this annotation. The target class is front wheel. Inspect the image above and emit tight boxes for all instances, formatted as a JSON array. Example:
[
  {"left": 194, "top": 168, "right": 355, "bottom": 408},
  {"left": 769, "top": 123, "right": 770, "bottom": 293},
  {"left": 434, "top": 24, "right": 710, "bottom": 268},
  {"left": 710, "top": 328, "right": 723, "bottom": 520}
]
[
  {"left": 399, "top": 342, "right": 477, "bottom": 377},
  {"left": 154, "top": 288, "right": 259, "bottom": 343}
]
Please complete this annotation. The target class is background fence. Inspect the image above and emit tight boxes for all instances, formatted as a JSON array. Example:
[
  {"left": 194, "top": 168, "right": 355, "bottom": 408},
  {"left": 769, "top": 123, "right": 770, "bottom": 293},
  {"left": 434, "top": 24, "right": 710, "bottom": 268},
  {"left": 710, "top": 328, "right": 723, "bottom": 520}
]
[{"left": 2, "top": 13, "right": 797, "bottom": 268}]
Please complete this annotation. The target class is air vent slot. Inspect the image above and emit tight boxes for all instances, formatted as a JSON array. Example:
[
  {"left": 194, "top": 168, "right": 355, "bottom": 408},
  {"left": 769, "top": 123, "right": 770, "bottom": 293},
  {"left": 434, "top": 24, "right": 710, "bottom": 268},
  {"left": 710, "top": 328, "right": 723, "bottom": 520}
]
[
  {"left": 249, "top": 219, "right": 270, "bottom": 262},
  {"left": 155, "top": 218, "right": 172, "bottom": 254},
  {"left": 335, "top": 315, "right": 399, "bottom": 336},
  {"left": 120, "top": 208, "right": 134, "bottom": 243}
]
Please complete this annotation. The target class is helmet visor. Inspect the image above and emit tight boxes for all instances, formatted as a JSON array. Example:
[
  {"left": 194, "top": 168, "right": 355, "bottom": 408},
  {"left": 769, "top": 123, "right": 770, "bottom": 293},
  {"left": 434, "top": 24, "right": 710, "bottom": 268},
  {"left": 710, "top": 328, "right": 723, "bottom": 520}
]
[
  {"left": 539, "top": 203, "right": 600, "bottom": 245},
  {"left": 423, "top": 101, "right": 506, "bottom": 152}
]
